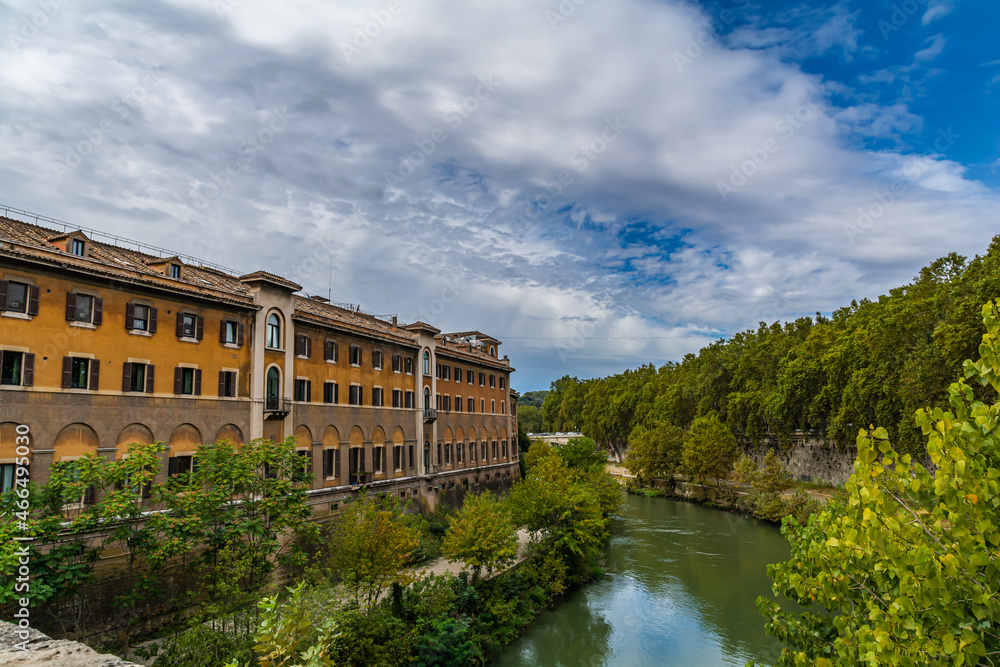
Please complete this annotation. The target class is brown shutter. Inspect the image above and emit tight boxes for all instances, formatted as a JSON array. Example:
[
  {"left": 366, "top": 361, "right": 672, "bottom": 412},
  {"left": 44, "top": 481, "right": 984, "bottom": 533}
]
[
  {"left": 324, "top": 341, "right": 332, "bottom": 361},
  {"left": 92, "top": 298, "right": 102, "bottom": 326},
  {"left": 146, "top": 365, "right": 155, "bottom": 393},
  {"left": 22, "top": 354, "right": 34, "bottom": 387},
  {"left": 175, "top": 312, "right": 184, "bottom": 337},
  {"left": 89, "top": 359, "right": 100, "bottom": 390},
  {"left": 306, "top": 381, "right": 311, "bottom": 402},
  {"left": 294, "top": 335, "right": 302, "bottom": 356},
  {"left": 62, "top": 357, "right": 72, "bottom": 388},
  {"left": 196, "top": 315, "right": 204, "bottom": 340},
  {"left": 220, "top": 319, "right": 228, "bottom": 344},
  {"left": 148, "top": 307, "right": 157, "bottom": 333},
  {"left": 168, "top": 457, "right": 178, "bottom": 476},
  {"left": 237, "top": 322, "right": 244, "bottom": 346},
  {"left": 333, "top": 342, "right": 339, "bottom": 362},
  {"left": 0, "top": 280, "right": 7, "bottom": 310},
  {"left": 174, "top": 367, "right": 183, "bottom": 394},
  {"left": 122, "top": 362, "right": 132, "bottom": 392},
  {"left": 219, "top": 370, "right": 226, "bottom": 397},
  {"left": 306, "top": 337, "right": 312, "bottom": 358},
  {"left": 125, "top": 302, "right": 135, "bottom": 330},
  {"left": 65, "top": 292, "right": 76, "bottom": 321},
  {"left": 194, "top": 369, "right": 202, "bottom": 396}
]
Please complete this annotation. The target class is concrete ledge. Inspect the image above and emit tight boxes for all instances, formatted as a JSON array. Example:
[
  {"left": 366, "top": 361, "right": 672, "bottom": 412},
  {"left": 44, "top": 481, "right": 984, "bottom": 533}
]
[{"left": 0, "top": 621, "right": 139, "bottom": 666}]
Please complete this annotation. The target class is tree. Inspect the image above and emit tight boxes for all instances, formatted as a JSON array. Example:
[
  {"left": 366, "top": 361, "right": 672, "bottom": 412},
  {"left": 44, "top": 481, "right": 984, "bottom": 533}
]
[
  {"left": 326, "top": 494, "right": 420, "bottom": 612},
  {"left": 441, "top": 492, "right": 519, "bottom": 582},
  {"left": 624, "top": 422, "right": 685, "bottom": 482},
  {"left": 758, "top": 299, "right": 1000, "bottom": 666},
  {"left": 556, "top": 437, "right": 607, "bottom": 472},
  {"left": 681, "top": 413, "right": 738, "bottom": 489}
]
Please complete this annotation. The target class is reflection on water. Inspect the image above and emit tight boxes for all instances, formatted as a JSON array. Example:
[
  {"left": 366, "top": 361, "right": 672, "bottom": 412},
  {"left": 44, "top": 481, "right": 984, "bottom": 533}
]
[{"left": 492, "top": 494, "right": 793, "bottom": 667}]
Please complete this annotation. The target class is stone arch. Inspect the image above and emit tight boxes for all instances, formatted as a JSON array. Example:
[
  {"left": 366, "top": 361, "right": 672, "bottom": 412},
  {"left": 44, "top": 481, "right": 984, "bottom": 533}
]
[
  {"left": 479, "top": 427, "right": 488, "bottom": 442},
  {"left": 348, "top": 426, "right": 365, "bottom": 447},
  {"left": 54, "top": 423, "right": 100, "bottom": 459},
  {"left": 293, "top": 425, "right": 313, "bottom": 450},
  {"left": 372, "top": 426, "right": 386, "bottom": 445},
  {"left": 323, "top": 425, "right": 340, "bottom": 447},
  {"left": 168, "top": 423, "right": 202, "bottom": 453},
  {"left": 392, "top": 427, "right": 405, "bottom": 445},
  {"left": 455, "top": 426, "right": 465, "bottom": 442},
  {"left": 442, "top": 426, "right": 453, "bottom": 442},
  {"left": 491, "top": 427, "right": 499, "bottom": 440},
  {"left": 266, "top": 308, "right": 286, "bottom": 349},
  {"left": 115, "top": 423, "right": 154, "bottom": 455},
  {"left": 501, "top": 427, "right": 508, "bottom": 440},
  {"left": 216, "top": 424, "right": 244, "bottom": 446}
]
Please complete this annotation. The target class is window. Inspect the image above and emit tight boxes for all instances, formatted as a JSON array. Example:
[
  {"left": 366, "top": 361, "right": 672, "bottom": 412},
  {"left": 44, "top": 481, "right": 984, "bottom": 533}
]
[
  {"left": 127, "top": 304, "right": 157, "bottom": 333},
  {"left": 324, "top": 340, "right": 338, "bottom": 362},
  {"left": 168, "top": 455, "right": 193, "bottom": 478},
  {"left": 405, "top": 390, "right": 415, "bottom": 409},
  {"left": 479, "top": 372, "right": 486, "bottom": 386},
  {"left": 491, "top": 399, "right": 496, "bottom": 414},
  {"left": 220, "top": 319, "right": 242, "bottom": 345},
  {"left": 502, "top": 440, "right": 508, "bottom": 458},
  {"left": 435, "top": 363, "right": 441, "bottom": 379},
  {"left": 324, "top": 381, "right": 338, "bottom": 404},
  {"left": 457, "top": 442, "right": 464, "bottom": 463},
  {"left": 66, "top": 293, "right": 102, "bottom": 325},
  {"left": 350, "top": 345, "right": 362, "bottom": 366},
  {"left": 481, "top": 398, "right": 485, "bottom": 413},
  {"left": 63, "top": 357, "right": 98, "bottom": 390},
  {"left": 373, "top": 350, "right": 383, "bottom": 370},
  {"left": 468, "top": 397, "right": 474, "bottom": 413},
  {"left": 374, "top": 446, "right": 385, "bottom": 473},
  {"left": 442, "top": 395, "right": 450, "bottom": 412},
  {"left": 174, "top": 367, "right": 201, "bottom": 396},
  {"left": 424, "top": 387, "right": 431, "bottom": 409},
  {"left": 408, "top": 444, "right": 414, "bottom": 468},
  {"left": 219, "top": 370, "right": 237, "bottom": 397},
  {"left": 71, "top": 239, "right": 86, "bottom": 256},
  {"left": 295, "top": 334, "right": 312, "bottom": 358},
  {"left": 1, "top": 281, "right": 38, "bottom": 315},
  {"left": 436, "top": 394, "right": 441, "bottom": 410},
  {"left": 349, "top": 385, "right": 363, "bottom": 405},
  {"left": 442, "top": 365, "right": 450, "bottom": 381},
  {"left": 423, "top": 350, "right": 430, "bottom": 375},
  {"left": 373, "top": 387, "right": 384, "bottom": 407},
  {"left": 392, "top": 389, "right": 402, "bottom": 408},
  {"left": 393, "top": 445, "right": 403, "bottom": 471},
  {"left": 266, "top": 313, "right": 282, "bottom": 348},
  {"left": 350, "top": 448, "right": 366, "bottom": 484},
  {"left": 1, "top": 351, "right": 33, "bottom": 386},
  {"left": 0, "top": 463, "right": 16, "bottom": 494},
  {"left": 122, "top": 362, "right": 154, "bottom": 393},
  {"left": 500, "top": 376, "right": 506, "bottom": 390},
  {"left": 177, "top": 312, "right": 203, "bottom": 340},
  {"left": 467, "top": 369, "right": 474, "bottom": 384},
  {"left": 424, "top": 442, "right": 430, "bottom": 468},
  {"left": 265, "top": 367, "right": 280, "bottom": 409},
  {"left": 490, "top": 374, "right": 496, "bottom": 388},
  {"left": 405, "top": 356, "right": 413, "bottom": 374},
  {"left": 392, "top": 354, "right": 401, "bottom": 373},
  {"left": 294, "top": 379, "right": 311, "bottom": 402},
  {"left": 501, "top": 400, "right": 506, "bottom": 415},
  {"left": 295, "top": 450, "right": 312, "bottom": 477},
  {"left": 470, "top": 442, "right": 477, "bottom": 462},
  {"left": 490, "top": 345, "right": 496, "bottom": 356},
  {"left": 445, "top": 443, "right": 452, "bottom": 464},
  {"left": 170, "top": 264, "right": 181, "bottom": 279},
  {"left": 455, "top": 396, "right": 462, "bottom": 412},
  {"left": 323, "top": 449, "right": 340, "bottom": 479},
  {"left": 437, "top": 442, "right": 442, "bottom": 466}
]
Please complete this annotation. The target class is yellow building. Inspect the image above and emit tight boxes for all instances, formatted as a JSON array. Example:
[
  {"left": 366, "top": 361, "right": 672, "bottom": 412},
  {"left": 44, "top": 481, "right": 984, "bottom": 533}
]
[{"left": 0, "top": 213, "right": 519, "bottom": 510}]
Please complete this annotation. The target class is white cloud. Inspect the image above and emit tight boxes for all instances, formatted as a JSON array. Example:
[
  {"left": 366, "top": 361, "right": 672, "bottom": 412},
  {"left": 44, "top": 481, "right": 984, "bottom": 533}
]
[{"left": 922, "top": 1, "right": 955, "bottom": 25}]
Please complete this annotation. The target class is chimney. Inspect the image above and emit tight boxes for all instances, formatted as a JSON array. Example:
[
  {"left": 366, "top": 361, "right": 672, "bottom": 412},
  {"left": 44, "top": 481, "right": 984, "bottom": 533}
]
[{"left": 392, "top": 315, "right": 398, "bottom": 327}]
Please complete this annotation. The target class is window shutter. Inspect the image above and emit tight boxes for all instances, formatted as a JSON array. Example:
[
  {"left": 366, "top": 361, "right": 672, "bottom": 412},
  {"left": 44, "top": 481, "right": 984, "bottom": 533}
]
[
  {"left": 175, "top": 312, "right": 184, "bottom": 337},
  {"left": 306, "top": 337, "right": 312, "bottom": 358},
  {"left": 83, "top": 485, "right": 96, "bottom": 505},
  {"left": 89, "top": 359, "right": 100, "bottom": 390},
  {"left": 148, "top": 307, "right": 157, "bottom": 333},
  {"left": 65, "top": 292, "right": 76, "bottom": 321},
  {"left": 125, "top": 303, "right": 135, "bottom": 330},
  {"left": 62, "top": 357, "right": 72, "bottom": 388},
  {"left": 22, "top": 354, "right": 34, "bottom": 387},
  {"left": 146, "top": 365, "right": 155, "bottom": 393},
  {"left": 237, "top": 322, "right": 244, "bottom": 346},
  {"left": 93, "top": 298, "right": 103, "bottom": 325},
  {"left": 333, "top": 342, "right": 339, "bottom": 362},
  {"left": 168, "top": 457, "right": 178, "bottom": 476},
  {"left": 220, "top": 319, "right": 228, "bottom": 344},
  {"left": 219, "top": 370, "right": 226, "bottom": 397},
  {"left": 325, "top": 341, "right": 333, "bottom": 361},
  {"left": 194, "top": 369, "right": 202, "bottom": 396},
  {"left": 306, "top": 381, "right": 311, "bottom": 403},
  {"left": 174, "top": 367, "right": 183, "bottom": 394},
  {"left": 122, "top": 362, "right": 132, "bottom": 392},
  {"left": 196, "top": 315, "right": 204, "bottom": 340},
  {"left": 0, "top": 280, "right": 7, "bottom": 310},
  {"left": 295, "top": 335, "right": 303, "bottom": 356}
]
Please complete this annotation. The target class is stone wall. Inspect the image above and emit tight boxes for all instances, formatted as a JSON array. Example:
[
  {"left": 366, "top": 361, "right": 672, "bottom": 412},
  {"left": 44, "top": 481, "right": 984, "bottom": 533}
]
[
  {"left": 0, "top": 621, "right": 139, "bottom": 666},
  {"left": 744, "top": 433, "right": 857, "bottom": 487}
]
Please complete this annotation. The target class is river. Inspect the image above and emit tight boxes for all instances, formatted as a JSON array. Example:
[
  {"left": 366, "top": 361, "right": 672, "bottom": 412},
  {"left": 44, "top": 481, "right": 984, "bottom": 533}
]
[{"left": 492, "top": 493, "right": 793, "bottom": 666}]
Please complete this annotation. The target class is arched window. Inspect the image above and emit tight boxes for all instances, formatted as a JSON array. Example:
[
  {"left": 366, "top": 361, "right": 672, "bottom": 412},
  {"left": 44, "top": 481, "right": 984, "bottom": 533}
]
[
  {"left": 424, "top": 441, "right": 431, "bottom": 468},
  {"left": 422, "top": 350, "right": 430, "bottom": 375},
  {"left": 265, "top": 367, "right": 280, "bottom": 410},
  {"left": 266, "top": 313, "right": 281, "bottom": 348},
  {"left": 490, "top": 345, "right": 496, "bottom": 356},
  {"left": 423, "top": 387, "right": 431, "bottom": 410}
]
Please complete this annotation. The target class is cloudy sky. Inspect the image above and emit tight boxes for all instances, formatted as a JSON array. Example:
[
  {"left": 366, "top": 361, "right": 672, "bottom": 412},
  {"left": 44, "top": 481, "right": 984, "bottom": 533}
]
[{"left": 1, "top": 0, "right": 998, "bottom": 390}]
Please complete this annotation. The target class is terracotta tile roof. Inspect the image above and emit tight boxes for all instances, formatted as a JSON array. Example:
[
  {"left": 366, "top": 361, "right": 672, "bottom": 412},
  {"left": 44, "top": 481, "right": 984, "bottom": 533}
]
[
  {"left": 293, "top": 296, "right": 417, "bottom": 346},
  {"left": 238, "top": 271, "right": 302, "bottom": 291},
  {"left": 0, "top": 216, "right": 256, "bottom": 307},
  {"left": 434, "top": 335, "right": 512, "bottom": 371}
]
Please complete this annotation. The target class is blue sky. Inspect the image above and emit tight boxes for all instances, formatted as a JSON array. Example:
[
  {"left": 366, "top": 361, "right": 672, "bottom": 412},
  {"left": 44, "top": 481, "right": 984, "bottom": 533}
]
[{"left": 1, "top": 0, "right": 998, "bottom": 391}]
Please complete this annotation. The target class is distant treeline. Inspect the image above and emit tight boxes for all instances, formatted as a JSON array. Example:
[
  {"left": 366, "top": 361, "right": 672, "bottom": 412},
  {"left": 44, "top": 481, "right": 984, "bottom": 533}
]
[{"left": 527, "top": 237, "right": 1000, "bottom": 458}]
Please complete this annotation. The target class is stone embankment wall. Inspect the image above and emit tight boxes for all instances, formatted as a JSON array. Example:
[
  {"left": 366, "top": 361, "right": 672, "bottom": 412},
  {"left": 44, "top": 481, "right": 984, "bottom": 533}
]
[
  {"left": 744, "top": 433, "right": 857, "bottom": 487},
  {"left": 0, "top": 621, "right": 139, "bottom": 667}
]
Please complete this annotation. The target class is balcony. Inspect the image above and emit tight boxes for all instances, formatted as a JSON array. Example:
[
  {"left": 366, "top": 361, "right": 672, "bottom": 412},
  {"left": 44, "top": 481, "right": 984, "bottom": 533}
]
[
  {"left": 264, "top": 396, "right": 291, "bottom": 421},
  {"left": 423, "top": 408, "right": 438, "bottom": 423}
]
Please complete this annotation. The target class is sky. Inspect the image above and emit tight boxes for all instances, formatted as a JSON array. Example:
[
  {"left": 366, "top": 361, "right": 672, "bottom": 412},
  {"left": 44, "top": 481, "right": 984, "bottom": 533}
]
[{"left": 1, "top": 0, "right": 998, "bottom": 391}]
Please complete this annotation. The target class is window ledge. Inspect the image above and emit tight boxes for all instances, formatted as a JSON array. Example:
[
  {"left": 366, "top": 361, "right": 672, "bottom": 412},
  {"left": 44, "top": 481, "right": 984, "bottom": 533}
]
[
  {"left": 326, "top": 359, "right": 337, "bottom": 364},
  {"left": 129, "top": 329, "right": 152, "bottom": 337},
  {"left": 351, "top": 364, "right": 361, "bottom": 368},
  {"left": 266, "top": 346, "right": 284, "bottom": 352},
  {"left": 70, "top": 321, "right": 97, "bottom": 330},
  {"left": 222, "top": 342, "right": 240, "bottom": 349},
  {"left": 297, "top": 354, "right": 309, "bottom": 360},
  {"left": 1, "top": 311, "right": 31, "bottom": 320},
  {"left": 179, "top": 337, "right": 200, "bottom": 344}
]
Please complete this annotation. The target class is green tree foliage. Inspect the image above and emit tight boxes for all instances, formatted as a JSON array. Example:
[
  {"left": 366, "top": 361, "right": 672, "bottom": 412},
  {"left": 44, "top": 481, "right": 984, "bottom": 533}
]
[
  {"left": 759, "top": 300, "right": 1000, "bottom": 666},
  {"left": 517, "top": 404, "right": 543, "bottom": 433},
  {"left": 682, "top": 413, "right": 739, "bottom": 488},
  {"left": 556, "top": 436, "right": 607, "bottom": 471},
  {"left": 326, "top": 495, "right": 420, "bottom": 612},
  {"left": 624, "top": 423, "right": 685, "bottom": 482},
  {"left": 442, "top": 492, "right": 519, "bottom": 582}
]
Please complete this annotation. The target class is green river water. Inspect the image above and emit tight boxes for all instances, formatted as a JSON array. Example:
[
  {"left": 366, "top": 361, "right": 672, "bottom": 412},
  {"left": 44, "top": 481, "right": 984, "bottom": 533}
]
[{"left": 492, "top": 493, "right": 793, "bottom": 667}]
